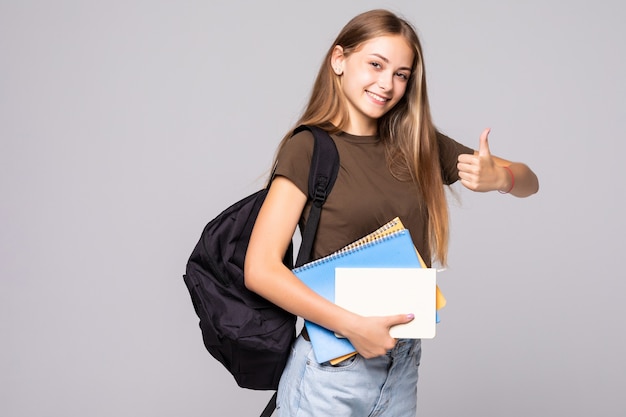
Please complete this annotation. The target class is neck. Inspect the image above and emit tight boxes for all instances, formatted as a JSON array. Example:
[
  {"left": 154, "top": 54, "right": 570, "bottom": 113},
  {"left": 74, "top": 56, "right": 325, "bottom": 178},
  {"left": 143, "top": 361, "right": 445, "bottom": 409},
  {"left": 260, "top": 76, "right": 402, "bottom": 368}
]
[{"left": 335, "top": 118, "right": 378, "bottom": 136}]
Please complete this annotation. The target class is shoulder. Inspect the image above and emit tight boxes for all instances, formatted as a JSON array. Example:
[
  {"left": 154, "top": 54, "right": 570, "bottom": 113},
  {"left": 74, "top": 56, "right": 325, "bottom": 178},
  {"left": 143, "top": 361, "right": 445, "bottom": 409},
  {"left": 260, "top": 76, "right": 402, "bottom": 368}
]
[
  {"left": 436, "top": 130, "right": 474, "bottom": 157},
  {"left": 436, "top": 130, "right": 474, "bottom": 184},
  {"left": 278, "top": 129, "right": 315, "bottom": 160},
  {"left": 274, "top": 129, "right": 317, "bottom": 196}
]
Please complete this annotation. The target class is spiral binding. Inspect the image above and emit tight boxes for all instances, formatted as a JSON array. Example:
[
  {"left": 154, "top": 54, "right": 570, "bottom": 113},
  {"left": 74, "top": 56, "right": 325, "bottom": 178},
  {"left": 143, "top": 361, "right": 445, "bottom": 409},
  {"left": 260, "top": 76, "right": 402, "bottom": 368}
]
[
  {"left": 293, "top": 228, "right": 407, "bottom": 273},
  {"left": 335, "top": 217, "right": 400, "bottom": 254}
]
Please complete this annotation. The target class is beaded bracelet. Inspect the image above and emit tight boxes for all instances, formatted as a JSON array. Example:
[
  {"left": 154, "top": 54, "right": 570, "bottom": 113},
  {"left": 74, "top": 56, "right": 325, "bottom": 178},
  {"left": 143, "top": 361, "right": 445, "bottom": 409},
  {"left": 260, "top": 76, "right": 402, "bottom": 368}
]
[{"left": 499, "top": 165, "right": 515, "bottom": 194}]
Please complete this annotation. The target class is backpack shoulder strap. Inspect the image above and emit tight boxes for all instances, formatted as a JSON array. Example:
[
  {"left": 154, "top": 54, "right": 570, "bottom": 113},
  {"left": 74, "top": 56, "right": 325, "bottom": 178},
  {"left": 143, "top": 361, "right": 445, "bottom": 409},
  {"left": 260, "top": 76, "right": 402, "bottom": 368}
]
[
  {"left": 293, "top": 125, "right": 340, "bottom": 267},
  {"left": 259, "top": 392, "right": 277, "bottom": 417}
]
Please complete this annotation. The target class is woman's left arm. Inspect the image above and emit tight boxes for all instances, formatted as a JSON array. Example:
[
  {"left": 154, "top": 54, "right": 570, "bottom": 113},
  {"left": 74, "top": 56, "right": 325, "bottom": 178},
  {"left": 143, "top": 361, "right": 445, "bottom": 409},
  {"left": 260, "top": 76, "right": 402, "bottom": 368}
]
[{"left": 457, "top": 128, "right": 539, "bottom": 197}]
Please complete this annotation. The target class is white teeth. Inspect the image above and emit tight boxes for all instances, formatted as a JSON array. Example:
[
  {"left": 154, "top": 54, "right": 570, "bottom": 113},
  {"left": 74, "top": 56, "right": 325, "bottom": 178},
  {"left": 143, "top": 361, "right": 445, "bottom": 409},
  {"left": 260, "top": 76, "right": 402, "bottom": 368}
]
[{"left": 366, "top": 91, "right": 388, "bottom": 102}]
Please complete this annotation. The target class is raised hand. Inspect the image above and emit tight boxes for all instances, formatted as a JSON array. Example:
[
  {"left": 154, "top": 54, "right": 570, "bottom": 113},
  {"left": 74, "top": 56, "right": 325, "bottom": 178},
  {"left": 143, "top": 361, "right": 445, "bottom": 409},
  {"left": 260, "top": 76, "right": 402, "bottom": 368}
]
[{"left": 457, "top": 128, "right": 510, "bottom": 192}]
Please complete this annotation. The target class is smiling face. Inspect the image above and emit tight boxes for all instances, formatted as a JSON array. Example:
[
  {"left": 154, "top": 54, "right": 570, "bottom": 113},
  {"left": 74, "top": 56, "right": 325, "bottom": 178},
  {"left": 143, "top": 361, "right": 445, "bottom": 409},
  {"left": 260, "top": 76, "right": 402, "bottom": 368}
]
[{"left": 332, "top": 35, "right": 414, "bottom": 135}]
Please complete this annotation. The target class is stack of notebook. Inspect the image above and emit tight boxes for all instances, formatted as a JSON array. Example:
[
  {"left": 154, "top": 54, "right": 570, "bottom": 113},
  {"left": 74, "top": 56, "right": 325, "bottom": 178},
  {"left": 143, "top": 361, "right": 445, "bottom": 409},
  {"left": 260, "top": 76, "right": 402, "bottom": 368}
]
[{"left": 293, "top": 217, "right": 444, "bottom": 364}]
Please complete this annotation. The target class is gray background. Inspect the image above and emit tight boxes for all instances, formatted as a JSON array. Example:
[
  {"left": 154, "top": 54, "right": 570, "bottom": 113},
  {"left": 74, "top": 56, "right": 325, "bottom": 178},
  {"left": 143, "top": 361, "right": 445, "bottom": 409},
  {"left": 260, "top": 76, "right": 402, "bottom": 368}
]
[{"left": 2, "top": 0, "right": 624, "bottom": 416}]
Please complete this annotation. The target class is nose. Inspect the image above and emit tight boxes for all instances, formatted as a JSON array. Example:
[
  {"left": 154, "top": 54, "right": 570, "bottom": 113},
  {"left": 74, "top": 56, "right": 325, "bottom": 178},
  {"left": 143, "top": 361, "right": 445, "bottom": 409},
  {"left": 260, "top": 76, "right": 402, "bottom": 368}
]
[{"left": 378, "top": 71, "right": 393, "bottom": 91}]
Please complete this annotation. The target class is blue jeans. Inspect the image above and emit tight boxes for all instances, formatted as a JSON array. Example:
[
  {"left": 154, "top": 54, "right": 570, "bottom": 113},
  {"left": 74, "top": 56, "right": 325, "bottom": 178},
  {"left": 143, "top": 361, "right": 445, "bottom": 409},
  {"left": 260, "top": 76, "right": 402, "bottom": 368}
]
[{"left": 276, "top": 334, "right": 421, "bottom": 416}]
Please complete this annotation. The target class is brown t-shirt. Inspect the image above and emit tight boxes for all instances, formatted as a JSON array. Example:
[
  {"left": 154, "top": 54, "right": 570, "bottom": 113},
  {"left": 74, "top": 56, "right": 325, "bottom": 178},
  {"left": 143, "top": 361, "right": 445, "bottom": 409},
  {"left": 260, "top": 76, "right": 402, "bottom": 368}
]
[{"left": 274, "top": 130, "right": 473, "bottom": 265}]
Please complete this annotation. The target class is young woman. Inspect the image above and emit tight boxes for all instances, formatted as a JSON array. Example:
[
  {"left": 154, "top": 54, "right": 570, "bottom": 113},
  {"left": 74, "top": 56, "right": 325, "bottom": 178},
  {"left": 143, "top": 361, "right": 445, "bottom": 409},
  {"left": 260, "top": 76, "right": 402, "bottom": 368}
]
[{"left": 244, "top": 9, "right": 539, "bottom": 416}]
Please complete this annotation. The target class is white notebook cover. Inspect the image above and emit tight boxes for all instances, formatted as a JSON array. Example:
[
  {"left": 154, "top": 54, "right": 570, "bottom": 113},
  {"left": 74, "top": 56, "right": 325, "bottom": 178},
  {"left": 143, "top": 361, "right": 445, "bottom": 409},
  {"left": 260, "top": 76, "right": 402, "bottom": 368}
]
[{"left": 335, "top": 267, "right": 437, "bottom": 339}]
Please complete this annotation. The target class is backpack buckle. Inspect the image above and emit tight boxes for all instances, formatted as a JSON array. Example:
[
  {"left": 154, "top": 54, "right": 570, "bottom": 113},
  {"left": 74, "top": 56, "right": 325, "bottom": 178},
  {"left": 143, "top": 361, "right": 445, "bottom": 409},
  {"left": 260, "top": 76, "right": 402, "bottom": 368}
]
[{"left": 313, "top": 177, "right": 329, "bottom": 204}]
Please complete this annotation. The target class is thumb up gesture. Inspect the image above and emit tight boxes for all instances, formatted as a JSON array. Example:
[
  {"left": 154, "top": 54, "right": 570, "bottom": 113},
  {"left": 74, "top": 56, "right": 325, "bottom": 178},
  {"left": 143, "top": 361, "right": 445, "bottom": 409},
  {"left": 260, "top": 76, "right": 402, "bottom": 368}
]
[{"left": 457, "top": 128, "right": 512, "bottom": 193}]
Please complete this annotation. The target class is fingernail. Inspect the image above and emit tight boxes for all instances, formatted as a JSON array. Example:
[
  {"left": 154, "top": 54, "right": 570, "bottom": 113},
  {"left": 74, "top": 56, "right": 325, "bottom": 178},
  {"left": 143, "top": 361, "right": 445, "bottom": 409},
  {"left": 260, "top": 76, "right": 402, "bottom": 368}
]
[{"left": 407, "top": 313, "right": 415, "bottom": 320}]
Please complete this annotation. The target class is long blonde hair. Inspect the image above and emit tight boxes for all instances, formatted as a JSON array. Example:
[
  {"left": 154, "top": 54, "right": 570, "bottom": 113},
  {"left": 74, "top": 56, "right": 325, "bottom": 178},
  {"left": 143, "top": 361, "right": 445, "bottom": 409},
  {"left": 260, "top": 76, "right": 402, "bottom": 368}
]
[{"left": 275, "top": 9, "right": 450, "bottom": 265}]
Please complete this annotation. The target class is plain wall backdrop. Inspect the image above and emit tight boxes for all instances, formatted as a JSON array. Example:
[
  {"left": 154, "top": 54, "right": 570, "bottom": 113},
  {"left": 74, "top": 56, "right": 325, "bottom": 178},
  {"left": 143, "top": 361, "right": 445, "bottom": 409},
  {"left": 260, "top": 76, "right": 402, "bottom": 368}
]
[{"left": 2, "top": 0, "right": 625, "bottom": 416}]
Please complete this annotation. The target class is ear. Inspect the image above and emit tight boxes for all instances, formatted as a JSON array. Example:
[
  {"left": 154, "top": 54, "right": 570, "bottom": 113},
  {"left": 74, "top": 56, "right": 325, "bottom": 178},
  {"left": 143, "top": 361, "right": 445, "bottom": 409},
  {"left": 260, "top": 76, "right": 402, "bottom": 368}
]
[{"left": 330, "top": 45, "right": 345, "bottom": 75}]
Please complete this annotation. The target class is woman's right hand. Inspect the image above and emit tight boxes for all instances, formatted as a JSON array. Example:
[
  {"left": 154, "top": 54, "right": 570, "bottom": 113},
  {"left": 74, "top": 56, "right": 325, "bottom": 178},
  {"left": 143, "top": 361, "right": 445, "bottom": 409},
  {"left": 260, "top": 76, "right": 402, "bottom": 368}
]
[{"left": 341, "top": 313, "right": 415, "bottom": 359}]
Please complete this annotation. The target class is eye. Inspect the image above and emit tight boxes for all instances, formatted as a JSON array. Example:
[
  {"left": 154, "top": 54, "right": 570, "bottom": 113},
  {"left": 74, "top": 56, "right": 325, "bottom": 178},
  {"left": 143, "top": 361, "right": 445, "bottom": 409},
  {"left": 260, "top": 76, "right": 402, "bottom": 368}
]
[
  {"left": 369, "top": 61, "right": 382, "bottom": 69},
  {"left": 395, "top": 72, "right": 410, "bottom": 81}
]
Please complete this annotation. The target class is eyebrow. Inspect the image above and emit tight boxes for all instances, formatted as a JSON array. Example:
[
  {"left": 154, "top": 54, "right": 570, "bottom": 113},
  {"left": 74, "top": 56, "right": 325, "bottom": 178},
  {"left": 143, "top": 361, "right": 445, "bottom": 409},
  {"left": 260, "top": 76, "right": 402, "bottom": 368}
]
[{"left": 369, "top": 53, "right": 412, "bottom": 72}]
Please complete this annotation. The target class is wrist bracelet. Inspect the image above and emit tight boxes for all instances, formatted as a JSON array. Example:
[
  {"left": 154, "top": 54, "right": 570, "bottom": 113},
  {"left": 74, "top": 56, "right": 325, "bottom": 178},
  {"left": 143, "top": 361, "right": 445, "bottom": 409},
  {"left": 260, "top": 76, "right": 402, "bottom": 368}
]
[{"left": 498, "top": 165, "right": 515, "bottom": 194}]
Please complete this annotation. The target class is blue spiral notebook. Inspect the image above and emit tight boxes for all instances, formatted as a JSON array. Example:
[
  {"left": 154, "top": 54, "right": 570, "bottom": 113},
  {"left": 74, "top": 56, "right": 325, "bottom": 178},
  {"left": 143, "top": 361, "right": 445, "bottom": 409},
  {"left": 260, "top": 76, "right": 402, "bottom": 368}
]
[{"left": 292, "top": 228, "right": 425, "bottom": 363}]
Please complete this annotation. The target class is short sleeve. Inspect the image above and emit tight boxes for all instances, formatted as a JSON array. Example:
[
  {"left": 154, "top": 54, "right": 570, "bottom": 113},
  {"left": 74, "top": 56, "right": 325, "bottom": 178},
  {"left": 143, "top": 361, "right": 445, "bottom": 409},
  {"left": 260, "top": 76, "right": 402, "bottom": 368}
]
[
  {"left": 273, "top": 130, "right": 315, "bottom": 195},
  {"left": 437, "top": 131, "right": 474, "bottom": 185}
]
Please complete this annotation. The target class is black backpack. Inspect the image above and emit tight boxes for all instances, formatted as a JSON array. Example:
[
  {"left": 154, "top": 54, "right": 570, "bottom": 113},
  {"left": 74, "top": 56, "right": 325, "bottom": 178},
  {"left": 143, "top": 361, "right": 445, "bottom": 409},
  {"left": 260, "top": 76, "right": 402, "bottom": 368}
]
[{"left": 183, "top": 125, "right": 339, "bottom": 415}]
